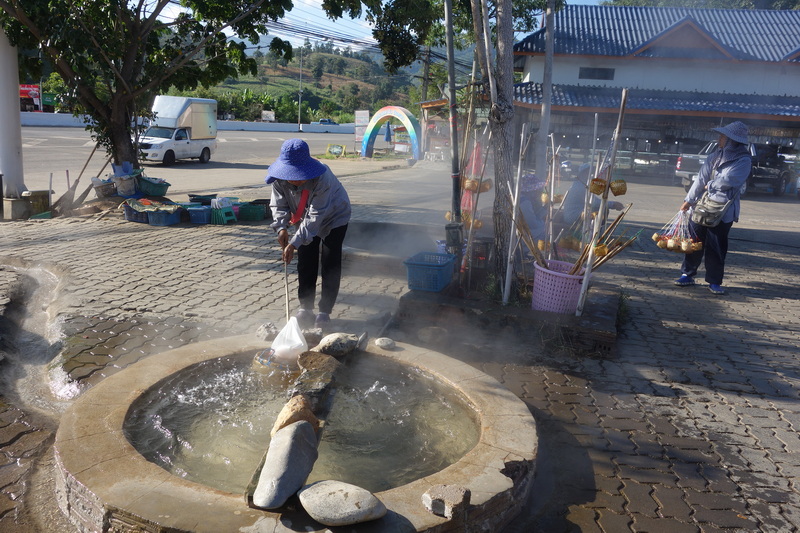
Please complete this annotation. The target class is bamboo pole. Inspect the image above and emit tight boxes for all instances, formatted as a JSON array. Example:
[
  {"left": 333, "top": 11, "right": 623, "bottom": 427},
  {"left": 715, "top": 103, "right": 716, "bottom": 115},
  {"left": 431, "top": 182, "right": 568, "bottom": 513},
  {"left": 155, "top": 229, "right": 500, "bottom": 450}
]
[
  {"left": 575, "top": 88, "right": 628, "bottom": 316},
  {"left": 591, "top": 231, "right": 640, "bottom": 271},
  {"left": 502, "top": 125, "right": 533, "bottom": 305}
]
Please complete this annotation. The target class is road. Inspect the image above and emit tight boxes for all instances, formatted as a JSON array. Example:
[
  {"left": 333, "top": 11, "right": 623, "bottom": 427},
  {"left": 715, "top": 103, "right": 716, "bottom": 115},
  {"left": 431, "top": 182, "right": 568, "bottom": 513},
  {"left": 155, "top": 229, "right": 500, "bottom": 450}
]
[
  {"left": 20, "top": 127, "right": 390, "bottom": 199},
  {"left": 19, "top": 126, "right": 799, "bottom": 247}
]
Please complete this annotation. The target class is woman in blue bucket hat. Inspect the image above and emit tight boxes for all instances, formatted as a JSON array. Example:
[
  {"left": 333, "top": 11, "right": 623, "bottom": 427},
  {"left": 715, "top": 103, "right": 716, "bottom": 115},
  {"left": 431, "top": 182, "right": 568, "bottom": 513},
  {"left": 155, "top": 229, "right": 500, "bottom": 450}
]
[
  {"left": 267, "top": 139, "right": 351, "bottom": 329},
  {"left": 674, "top": 121, "right": 751, "bottom": 295}
]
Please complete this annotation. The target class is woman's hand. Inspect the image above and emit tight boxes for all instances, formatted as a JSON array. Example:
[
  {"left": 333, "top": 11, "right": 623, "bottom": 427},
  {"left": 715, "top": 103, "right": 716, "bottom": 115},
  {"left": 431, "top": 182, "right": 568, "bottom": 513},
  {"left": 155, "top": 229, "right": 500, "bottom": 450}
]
[
  {"left": 278, "top": 229, "right": 289, "bottom": 249},
  {"left": 282, "top": 243, "right": 296, "bottom": 264},
  {"left": 680, "top": 201, "right": 692, "bottom": 212}
]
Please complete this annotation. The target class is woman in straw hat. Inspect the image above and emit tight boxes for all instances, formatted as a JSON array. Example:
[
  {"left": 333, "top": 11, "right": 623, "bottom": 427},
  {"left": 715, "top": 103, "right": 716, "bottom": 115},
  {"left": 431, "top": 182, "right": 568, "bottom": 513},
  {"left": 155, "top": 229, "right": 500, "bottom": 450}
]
[
  {"left": 267, "top": 139, "right": 351, "bottom": 329},
  {"left": 674, "top": 121, "right": 751, "bottom": 295}
]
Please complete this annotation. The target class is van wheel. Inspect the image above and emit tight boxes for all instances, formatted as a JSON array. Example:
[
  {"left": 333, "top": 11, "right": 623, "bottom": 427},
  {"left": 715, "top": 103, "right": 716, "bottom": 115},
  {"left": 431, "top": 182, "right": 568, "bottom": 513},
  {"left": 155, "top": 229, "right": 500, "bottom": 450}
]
[
  {"left": 199, "top": 148, "right": 211, "bottom": 164},
  {"left": 773, "top": 173, "right": 789, "bottom": 196},
  {"left": 162, "top": 151, "right": 176, "bottom": 166}
]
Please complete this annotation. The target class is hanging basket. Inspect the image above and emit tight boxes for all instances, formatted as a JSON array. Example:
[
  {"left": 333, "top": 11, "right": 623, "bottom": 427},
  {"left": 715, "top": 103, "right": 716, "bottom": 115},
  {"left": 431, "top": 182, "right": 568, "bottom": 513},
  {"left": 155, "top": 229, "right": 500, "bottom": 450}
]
[
  {"left": 610, "top": 179, "right": 627, "bottom": 196},
  {"left": 589, "top": 178, "right": 607, "bottom": 195}
]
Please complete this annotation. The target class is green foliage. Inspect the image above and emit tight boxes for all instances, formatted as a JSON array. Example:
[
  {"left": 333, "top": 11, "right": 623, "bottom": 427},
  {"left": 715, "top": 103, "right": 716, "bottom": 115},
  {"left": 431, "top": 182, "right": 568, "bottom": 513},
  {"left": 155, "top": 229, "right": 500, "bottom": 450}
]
[{"left": 0, "top": 0, "right": 438, "bottom": 164}]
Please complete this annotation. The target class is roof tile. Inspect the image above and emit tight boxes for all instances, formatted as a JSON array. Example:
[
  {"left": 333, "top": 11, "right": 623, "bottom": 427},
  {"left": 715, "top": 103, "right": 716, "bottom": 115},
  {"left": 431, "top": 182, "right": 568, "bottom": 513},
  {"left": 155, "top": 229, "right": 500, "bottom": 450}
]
[{"left": 514, "top": 5, "right": 800, "bottom": 62}]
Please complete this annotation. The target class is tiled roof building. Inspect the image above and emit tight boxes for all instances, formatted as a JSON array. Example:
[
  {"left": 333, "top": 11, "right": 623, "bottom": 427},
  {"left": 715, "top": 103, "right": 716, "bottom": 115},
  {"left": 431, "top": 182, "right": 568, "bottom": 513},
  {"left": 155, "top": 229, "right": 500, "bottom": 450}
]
[{"left": 514, "top": 5, "right": 800, "bottom": 149}]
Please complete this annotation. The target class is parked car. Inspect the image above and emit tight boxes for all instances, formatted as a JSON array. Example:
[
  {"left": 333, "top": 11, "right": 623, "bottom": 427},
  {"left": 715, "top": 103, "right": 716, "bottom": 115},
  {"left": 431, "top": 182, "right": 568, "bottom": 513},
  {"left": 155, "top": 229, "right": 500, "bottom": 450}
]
[
  {"left": 311, "top": 118, "right": 338, "bottom": 125},
  {"left": 675, "top": 141, "right": 795, "bottom": 196}
]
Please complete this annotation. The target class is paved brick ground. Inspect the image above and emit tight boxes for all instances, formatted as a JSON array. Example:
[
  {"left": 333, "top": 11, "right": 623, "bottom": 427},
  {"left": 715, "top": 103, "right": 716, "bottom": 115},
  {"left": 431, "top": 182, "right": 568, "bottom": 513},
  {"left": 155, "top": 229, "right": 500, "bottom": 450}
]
[{"left": 1, "top": 161, "right": 799, "bottom": 532}]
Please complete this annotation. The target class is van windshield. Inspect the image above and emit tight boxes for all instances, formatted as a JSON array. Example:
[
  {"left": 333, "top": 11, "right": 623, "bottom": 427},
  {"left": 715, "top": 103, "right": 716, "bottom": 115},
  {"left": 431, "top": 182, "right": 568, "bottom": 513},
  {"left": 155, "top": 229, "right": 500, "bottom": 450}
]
[{"left": 145, "top": 127, "right": 174, "bottom": 139}]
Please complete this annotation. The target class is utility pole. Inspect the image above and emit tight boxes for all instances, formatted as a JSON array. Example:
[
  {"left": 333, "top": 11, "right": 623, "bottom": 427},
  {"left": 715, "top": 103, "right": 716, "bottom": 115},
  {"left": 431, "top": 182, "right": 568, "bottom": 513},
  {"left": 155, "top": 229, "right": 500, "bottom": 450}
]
[
  {"left": 297, "top": 49, "right": 303, "bottom": 131},
  {"left": 444, "top": 0, "right": 463, "bottom": 262},
  {"left": 421, "top": 46, "right": 431, "bottom": 102}
]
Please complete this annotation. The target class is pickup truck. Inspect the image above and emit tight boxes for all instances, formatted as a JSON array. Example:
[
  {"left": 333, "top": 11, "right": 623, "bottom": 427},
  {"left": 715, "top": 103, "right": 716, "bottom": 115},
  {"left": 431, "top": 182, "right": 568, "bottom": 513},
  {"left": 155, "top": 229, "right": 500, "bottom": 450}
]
[
  {"left": 676, "top": 141, "right": 795, "bottom": 196},
  {"left": 139, "top": 126, "right": 217, "bottom": 165},
  {"left": 138, "top": 96, "right": 218, "bottom": 165}
]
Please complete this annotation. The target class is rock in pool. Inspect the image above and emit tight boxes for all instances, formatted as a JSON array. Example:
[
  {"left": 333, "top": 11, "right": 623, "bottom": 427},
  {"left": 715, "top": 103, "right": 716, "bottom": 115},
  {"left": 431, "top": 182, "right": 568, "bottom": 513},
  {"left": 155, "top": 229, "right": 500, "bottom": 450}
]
[
  {"left": 298, "top": 480, "right": 387, "bottom": 526},
  {"left": 313, "top": 332, "right": 368, "bottom": 357},
  {"left": 252, "top": 420, "right": 318, "bottom": 509}
]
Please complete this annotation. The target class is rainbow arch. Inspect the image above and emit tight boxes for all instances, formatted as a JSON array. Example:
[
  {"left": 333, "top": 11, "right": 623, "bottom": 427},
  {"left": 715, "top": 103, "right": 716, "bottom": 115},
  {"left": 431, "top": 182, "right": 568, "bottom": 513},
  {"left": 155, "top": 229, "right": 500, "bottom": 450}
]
[{"left": 360, "top": 106, "right": 421, "bottom": 160}]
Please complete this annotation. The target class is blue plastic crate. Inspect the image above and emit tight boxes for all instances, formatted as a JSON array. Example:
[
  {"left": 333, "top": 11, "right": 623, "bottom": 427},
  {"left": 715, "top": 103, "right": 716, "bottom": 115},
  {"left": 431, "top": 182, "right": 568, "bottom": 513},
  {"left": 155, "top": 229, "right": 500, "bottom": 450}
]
[
  {"left": 147, "top": 210, "right": 181, "bottom": 226},
  {"left": 403, "top": 252, "right": 456, "bottom": 292},
  {"left": 123, "top": 204, "right": 148, "bottom": 223},
  {"left": 187, "top": 206, "right": 211, "bottom": 224}
]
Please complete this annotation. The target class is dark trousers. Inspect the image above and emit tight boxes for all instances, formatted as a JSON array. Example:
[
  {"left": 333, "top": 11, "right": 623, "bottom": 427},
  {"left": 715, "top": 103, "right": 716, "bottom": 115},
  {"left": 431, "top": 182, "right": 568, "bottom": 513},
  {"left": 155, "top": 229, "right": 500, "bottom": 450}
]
[
  {"left": 296, "top": 224, "right": 348, "bottom": 314},
  {"left": 681, "top": 220, "right": 733, "bottom": 285}
]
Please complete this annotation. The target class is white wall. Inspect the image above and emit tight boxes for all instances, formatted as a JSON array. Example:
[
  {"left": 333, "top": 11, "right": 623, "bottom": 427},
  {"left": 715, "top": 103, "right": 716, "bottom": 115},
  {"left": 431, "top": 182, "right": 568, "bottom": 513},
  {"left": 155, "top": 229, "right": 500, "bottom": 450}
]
[
  {"left": 20, "top": 112, "right": 356, "bottom": 134},
  {"left": 523, "top": 56, "right": 800, "bottom": 98}
]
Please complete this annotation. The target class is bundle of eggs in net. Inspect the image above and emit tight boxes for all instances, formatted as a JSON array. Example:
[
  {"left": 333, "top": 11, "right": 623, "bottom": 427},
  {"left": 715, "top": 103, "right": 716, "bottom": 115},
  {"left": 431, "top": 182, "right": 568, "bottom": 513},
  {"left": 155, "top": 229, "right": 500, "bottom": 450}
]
[{"left": 652, "top": 233, "right": 702, "bottom": 253}]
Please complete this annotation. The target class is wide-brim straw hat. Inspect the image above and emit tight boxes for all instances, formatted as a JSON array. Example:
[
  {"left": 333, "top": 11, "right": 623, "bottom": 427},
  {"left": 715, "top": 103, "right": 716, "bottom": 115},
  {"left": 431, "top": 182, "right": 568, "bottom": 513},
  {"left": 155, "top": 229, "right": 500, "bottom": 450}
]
[
  {"left": 712, "top": 121, "right": 749, "bottom": 145},
  {"left": 265, "top": 138, "right": 327, "bottom": 184}
]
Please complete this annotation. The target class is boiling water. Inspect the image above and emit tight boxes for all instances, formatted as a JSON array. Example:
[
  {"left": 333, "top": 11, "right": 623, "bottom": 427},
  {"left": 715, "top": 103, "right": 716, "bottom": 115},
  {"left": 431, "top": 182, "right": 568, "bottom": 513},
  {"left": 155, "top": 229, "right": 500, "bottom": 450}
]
[{"left": 124, "top": 351, "right": 480, "bottom": 494}]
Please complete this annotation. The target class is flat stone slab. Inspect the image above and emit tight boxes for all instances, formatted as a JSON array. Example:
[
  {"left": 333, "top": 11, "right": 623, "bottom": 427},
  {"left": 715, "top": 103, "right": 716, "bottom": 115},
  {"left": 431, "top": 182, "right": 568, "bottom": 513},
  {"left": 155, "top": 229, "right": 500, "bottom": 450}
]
[{"left": 298, "top": 480, "right": 387, "bottom": 526}]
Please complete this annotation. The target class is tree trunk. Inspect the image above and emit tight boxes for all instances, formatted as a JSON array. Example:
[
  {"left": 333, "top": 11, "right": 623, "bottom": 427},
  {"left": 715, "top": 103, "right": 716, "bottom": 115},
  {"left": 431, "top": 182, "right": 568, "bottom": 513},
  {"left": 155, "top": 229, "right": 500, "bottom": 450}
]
[
  {"left": 489, "top": 0, "right": 517, "bottom": 284},
  {"left": 109, "top": 96, "right": 138, "bottom": 166}
]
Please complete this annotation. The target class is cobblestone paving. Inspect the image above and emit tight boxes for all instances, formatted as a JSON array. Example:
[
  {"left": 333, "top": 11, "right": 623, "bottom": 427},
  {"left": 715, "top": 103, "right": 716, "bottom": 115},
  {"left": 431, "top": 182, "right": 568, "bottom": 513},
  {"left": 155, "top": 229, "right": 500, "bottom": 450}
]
[{"left": 1, "top": 174, "right": 800, "bottom": 532}]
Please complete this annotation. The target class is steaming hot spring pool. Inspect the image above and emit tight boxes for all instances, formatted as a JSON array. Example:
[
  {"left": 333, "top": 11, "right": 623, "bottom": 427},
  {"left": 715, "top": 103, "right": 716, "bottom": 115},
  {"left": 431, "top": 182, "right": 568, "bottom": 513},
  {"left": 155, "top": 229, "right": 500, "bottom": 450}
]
[
  {"left": 54, "top": 336, "right": 538, "bottom": 532},
  {"left": 124, "top": 350, "right": 481, "bottom": 494}
]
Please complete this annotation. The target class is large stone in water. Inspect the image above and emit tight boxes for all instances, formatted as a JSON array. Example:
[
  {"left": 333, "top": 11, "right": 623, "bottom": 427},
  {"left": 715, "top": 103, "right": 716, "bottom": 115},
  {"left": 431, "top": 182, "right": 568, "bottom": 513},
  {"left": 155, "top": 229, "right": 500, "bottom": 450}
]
[
  {"left": 312, "top": 332, "right": 366, "bottom": 357},
  {"left": 298, "top": 480, "right": 387, "bottom": 526},
  {"left": 252, "top": 421, "right": 318, "bottom": 509},
  {"left": 298, "top": 351, "right": 341, "bottom": 375},
  {"left": 270, "top": 394, "right": 320, "bottom": 438}
]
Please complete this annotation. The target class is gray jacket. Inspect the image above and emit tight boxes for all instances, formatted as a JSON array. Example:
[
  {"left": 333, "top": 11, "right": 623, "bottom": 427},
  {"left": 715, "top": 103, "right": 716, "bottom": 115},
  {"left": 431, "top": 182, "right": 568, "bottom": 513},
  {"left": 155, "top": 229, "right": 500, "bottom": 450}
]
[
  {"left": 686, "top": 143, "right": 751, "bottom": 224},
  {"left": 270, "top": 165, "right": 351, "bottom": 248}
]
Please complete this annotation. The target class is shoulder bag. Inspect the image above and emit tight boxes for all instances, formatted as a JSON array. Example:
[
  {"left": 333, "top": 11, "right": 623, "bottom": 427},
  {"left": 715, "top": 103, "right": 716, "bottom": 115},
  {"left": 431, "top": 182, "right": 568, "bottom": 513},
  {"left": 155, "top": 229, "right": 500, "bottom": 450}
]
[
  {"left": 689, "top": 166, "right": 735, "bottom": 228},
  {"left": 690, "top": 192, "right": 732, "bottom": 227}
]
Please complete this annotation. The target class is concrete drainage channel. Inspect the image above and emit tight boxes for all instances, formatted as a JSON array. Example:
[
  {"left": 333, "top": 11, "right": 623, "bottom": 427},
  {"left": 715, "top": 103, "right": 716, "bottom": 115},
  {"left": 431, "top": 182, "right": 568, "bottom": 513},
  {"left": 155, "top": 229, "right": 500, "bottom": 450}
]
[{"left": 54, "top": 335, "right": 537, "bottom": 532}]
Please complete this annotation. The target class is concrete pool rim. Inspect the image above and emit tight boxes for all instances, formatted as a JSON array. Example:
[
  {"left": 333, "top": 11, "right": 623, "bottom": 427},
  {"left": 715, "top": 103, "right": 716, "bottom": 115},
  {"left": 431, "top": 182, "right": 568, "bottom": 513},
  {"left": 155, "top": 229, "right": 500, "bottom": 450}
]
[{"left": 54, "top": 335, "right": 538, "bottom": 532}]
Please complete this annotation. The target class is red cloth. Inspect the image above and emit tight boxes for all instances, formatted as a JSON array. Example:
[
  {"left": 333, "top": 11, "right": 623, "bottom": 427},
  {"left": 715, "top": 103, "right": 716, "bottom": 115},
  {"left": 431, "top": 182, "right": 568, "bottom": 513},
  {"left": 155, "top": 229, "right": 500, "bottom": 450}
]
[
  {"left": 463, "top": 143, "right": 483, "bottom": 179},
  {"left": 461, "top": 190, "right": 474, "bottom": 212},
  {"left": 290, "top": 189, "right": 309, "bottom": 225}
]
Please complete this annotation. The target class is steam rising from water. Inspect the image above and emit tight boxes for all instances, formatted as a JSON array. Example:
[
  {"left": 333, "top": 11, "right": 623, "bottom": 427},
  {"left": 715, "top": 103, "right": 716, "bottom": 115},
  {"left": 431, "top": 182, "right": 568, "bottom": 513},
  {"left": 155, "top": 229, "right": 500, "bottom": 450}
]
[{"left": 125, "top": 352, "right": 480, "bottom": 494}]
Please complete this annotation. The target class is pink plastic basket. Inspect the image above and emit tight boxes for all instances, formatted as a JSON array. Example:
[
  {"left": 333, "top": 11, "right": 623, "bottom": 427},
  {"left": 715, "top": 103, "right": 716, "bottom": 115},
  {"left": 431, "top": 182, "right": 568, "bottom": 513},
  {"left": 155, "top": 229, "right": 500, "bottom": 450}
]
[{"left": 532, "top": 260, "right": 585, "bottom": 314}]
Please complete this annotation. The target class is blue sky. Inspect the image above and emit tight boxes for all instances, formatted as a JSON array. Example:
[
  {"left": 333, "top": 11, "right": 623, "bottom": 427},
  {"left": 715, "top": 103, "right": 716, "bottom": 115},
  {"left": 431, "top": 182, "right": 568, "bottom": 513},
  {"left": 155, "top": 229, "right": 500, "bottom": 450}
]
[{"left": 271, "top": 0, "right": 603, "bottom": 50}]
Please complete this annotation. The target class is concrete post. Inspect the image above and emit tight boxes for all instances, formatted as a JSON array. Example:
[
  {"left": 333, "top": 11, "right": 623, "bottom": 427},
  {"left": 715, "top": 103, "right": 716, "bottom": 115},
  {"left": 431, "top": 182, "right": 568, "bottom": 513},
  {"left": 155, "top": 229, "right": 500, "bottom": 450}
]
[{"left": 0, "top": 27, "right": 26, "bottom": 200}]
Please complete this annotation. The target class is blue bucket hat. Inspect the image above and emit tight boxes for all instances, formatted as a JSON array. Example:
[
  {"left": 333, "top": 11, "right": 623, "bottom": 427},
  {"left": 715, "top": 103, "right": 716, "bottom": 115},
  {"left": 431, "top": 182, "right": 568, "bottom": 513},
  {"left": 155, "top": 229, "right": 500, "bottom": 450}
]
[
  {"left": 265, "top": 139, "right": 326, "bottom": 184},
  {"left": 712, "top": 121, "right": 748, "bottom": 145},
  {"left": 520, "top": 173, "right": 546, "bottom": 193}
]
